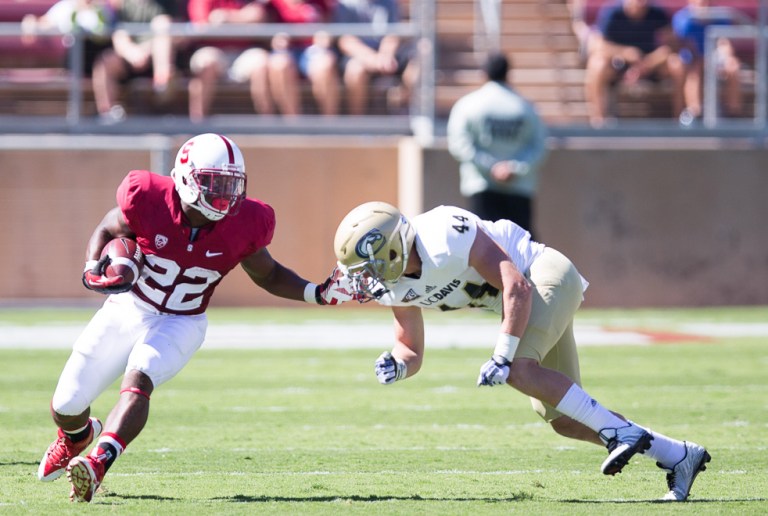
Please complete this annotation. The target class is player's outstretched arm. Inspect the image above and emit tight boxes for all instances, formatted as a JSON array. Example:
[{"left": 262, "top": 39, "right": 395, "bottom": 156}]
[
  {"left": 241, "top": 250, "right": 354, "bottom": 305},
  {"left": 468, "top": 229, "right": 532, "bottom": 386},
  {"left": 375, "top": 306, "right": 424, "bottom": 384},
  {"left": 241, "top": 247, "right": 312, "bottom": 302}
]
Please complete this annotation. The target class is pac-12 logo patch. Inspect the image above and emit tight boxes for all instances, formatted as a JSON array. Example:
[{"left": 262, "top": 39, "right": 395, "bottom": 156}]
[
  {"left": 355, "top": 230, "right": 385, "bottom": 258},
  {"left": 155, "top": 234, "right": 169, "bottom": 249}
]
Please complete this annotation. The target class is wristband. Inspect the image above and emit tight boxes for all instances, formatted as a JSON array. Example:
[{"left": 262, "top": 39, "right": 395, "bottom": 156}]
[
  {"left": 84, "top": 260, "right": 99, "bottom": 273},
  {"left": 493, "top": 333, "right": 520, "bottom": 362},
  {"left": 303, "top": 282, "right": 319, "bottom": 304}
]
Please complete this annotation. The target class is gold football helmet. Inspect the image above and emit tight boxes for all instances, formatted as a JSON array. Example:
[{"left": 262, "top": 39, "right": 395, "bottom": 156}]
[{"left": 334, "top": 201, "right": 415, "bottom": 301}]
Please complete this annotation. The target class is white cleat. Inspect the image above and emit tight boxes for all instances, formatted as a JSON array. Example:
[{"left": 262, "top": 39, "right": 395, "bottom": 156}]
[
  {"left": 599, "top": 422, "right": 653, "bottom": 475},
  {"left": 658, "top": 442, "right": 711, "bottom": 501}
]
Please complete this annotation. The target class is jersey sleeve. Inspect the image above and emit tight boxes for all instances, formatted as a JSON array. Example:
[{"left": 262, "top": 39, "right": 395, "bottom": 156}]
[
  {"left": 258, "top": 202, "right": 276, "bottom": 250},
  {"left": 115, "top": 170, "right": 149, "bottom": 236},
  {"left": 241, "top": 199, "right": 276, "bottom": 256}
]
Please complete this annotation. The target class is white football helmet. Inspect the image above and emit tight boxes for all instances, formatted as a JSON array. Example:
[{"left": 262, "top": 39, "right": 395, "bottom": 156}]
[
  {"left": 171, "top": 133, "right": 247, "bottom": 221},
  {"left": 334, "top": 201, "right": 415, "bottom": 301}
]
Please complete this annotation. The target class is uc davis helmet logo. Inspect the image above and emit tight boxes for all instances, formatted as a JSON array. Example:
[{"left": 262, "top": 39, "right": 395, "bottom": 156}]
[{"left": 355, "top": 229, "right": 385, "bottom": 258}]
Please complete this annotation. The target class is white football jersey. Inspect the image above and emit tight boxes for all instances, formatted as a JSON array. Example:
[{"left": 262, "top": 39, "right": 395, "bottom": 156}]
[{"left": 375, "top": 206, "right": 545, "bottom": 313}]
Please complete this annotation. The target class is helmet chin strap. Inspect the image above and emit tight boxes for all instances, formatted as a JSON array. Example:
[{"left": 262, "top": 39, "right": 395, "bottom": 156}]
[
  {"left": 181, "top": 198, "right": 225, "bottom": 223},
  {"left": 192, "top": 201, "right": 226, "bottom": 221}
]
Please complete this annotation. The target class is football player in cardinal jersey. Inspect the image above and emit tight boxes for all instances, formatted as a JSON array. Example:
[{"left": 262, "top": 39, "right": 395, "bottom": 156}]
[
  {"left": 333, "top": 201, "right": 710, "bottom": 502},
  {"left": 38, "top": 133, "right": 352, "bottom": 502}
]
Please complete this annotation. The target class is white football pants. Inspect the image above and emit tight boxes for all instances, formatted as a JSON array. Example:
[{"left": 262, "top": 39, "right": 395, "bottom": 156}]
[{"left": 51, "top": 292, "right": 207, "bottom": 416}]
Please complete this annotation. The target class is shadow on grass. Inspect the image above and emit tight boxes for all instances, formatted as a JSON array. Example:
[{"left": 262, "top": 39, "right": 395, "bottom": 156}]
[
  {"left": 560, "top": 497, "right": 768, "bottom": 504},
  {"left": 103, "top": 492, "right": 179, "bottom": 501},
  {"left": 214, "top": 493, "right": 535, "bottom": 503},
  {"left": 100, "top": 492, "right": 768, "bottom": 505},
  {"left": 214, "top": 494, "right": 768, "bottom": 505}
]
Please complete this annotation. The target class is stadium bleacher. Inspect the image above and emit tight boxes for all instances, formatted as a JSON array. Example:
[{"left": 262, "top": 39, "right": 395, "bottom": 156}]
[
  {"left": 0, "top": 0, "right": 763, "bottom": 129},
  {"left": 580, "top": 0, "right": 760, "bottom": 121},
  {"left": 0, "top": 0, "right": 423, "bottom": 120}
]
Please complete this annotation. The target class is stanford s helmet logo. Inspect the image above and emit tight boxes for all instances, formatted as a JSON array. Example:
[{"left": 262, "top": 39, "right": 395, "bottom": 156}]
[
  {"left": 355, "top": 230, "right": 385, "bottom": 259},
  {"left": 178, "top": 141, "right": 194, "bottom": 165}
]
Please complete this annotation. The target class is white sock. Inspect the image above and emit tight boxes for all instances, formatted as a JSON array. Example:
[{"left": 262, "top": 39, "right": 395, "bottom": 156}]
[
  {"left": 555, "top": 383, "right": 627, "bottom": 433},
  {"left": 630, "top": 421, "right": 686, "bottom": 468}
]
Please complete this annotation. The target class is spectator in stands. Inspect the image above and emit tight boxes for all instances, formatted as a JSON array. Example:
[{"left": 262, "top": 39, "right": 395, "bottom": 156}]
[
  {"left": 92, "top": 0, "right": 184, "bottom": 124},
  {"left": 446, "top": 52, "right": 548, "bottom": 238},
  {"left": 186, "top": 0, "right": 271, "bottom": 122},
  {"left": 567, "top": 0, "right": 591, "bottom": 58},
  {"left": 333, "top": 0, "right": 417, "bottom": 115},
  {"left": 21, "top": 0, "right": 116, "bottom": 78},
  {"left": 584, "top": 0, "right": 685, "bottom": 127},
  {"left": 672, "top": 0, "right": 746, "bottom": 126},
  {"left": 265, "top": 0, "right": 340, "bottom": 116}
]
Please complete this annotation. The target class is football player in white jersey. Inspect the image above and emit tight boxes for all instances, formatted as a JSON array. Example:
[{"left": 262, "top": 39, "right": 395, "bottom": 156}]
[{"left": 333, "top": 201, "right": 710, "bottom": 502}]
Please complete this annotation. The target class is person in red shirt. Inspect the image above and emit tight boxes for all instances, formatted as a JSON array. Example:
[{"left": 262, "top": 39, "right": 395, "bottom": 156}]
[
  {"left": 37, "top": 133, "right": 352, "bottom": 502},
  {"left": 186, "top": 0, "right": 272, "bottom": 120},
  {"left": 265, "top": 0, "right": 339, "bottom": 115}
]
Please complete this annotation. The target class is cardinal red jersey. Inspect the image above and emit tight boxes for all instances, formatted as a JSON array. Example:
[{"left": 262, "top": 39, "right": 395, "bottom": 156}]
[
  {"left": 187, "top": 0, "right": 262, "bottom": 51},
  {"left": 117, "top": 169, "right": 275, "bottom": 315}
]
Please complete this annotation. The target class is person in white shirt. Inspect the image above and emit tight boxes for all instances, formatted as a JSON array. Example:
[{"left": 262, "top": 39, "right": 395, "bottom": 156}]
[
  {"left": 447, "top": 52, "right": 548, "bottom": 238},
  {"left": 331, "top": 201, "right": 710, "bottom": 502}
]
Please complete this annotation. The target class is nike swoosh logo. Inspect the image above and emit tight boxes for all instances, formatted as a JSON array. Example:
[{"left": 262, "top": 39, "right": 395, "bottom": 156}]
[{"left": 206, "top": 251, "right": 223, "bottom": 257}]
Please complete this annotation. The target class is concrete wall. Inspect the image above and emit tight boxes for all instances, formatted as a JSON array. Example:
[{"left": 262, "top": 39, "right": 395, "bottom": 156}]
[
  {"left": 1, "top": 135, "right": 766, "bottom": 307},
  {"left": 534, "top": 145, "right": 768, "bottom": 307},
  {"left": 415, "top": 139, "right": 768, "bottom": 307}
]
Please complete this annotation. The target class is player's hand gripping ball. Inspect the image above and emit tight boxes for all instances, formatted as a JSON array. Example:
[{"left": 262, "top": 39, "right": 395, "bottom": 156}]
[{"left": 82, "top": 238, "right": 144, "bottom": 294}]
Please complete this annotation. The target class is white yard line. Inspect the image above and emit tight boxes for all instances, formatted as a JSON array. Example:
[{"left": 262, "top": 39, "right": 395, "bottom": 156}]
[{"left": 0, "top": 321, "right": 766, "bottom": 349}]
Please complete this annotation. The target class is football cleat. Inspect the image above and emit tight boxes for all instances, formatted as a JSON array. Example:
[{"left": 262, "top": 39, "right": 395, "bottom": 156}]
[
  {"left": 67, "top": 455, "right": 106, "bottom": 503},
  {"left": 658, "top": 442, "right": 711, "bottom": 501},
  {"left": 599, "top": 422, "right": 654, "bottom": 475},
  {"left": 37, "top": 418, "right": 103, "bottom": 482}
]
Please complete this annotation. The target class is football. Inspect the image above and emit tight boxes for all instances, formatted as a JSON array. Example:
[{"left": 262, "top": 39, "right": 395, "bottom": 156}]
[{"left": 101, "top": 237, "right": 144, "bottom": 287}]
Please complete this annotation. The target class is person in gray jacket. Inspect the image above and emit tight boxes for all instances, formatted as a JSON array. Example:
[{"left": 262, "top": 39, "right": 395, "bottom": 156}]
[{"left": 447, "top": 52, "right": 548, "bottom": 239}]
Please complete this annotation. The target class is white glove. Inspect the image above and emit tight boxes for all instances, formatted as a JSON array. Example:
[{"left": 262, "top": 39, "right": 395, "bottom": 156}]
[
  {"left": 374, "top": 351, "right": 407, "bottom": 384},
  {"left": 477, "top": 356, "right": 510, "bottom": 387},
  {"left": 310, "top": 267, "right": 357, "bottom": 305}
]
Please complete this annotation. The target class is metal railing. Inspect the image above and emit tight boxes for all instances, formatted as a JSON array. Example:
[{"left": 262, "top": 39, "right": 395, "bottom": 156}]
[
  {"left": 475, "top": 0, "right": 501, "bottom": 52},
  {"left": 697, "top": 2, "right": 768, "bottom": 129},
  {"left": 0, "top": 0, "right": 437, "bottom": 140},
  {"left": 704, "top": 23, "right": 768, "bottom": 129}
]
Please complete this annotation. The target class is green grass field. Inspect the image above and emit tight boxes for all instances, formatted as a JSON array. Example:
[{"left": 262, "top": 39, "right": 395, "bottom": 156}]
[{"left": 1, "top": 306, "right": 767, "bottom": 514}]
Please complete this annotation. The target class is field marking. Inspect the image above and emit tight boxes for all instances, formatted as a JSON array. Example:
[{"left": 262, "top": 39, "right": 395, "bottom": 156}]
[{"left": 0, "top": 321, "right": 766, "bottom": 349}]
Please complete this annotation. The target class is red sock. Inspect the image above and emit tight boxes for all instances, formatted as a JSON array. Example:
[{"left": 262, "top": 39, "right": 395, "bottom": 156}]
[{"left": 91, "top": 432, "right": 126, "bottom": 472}]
